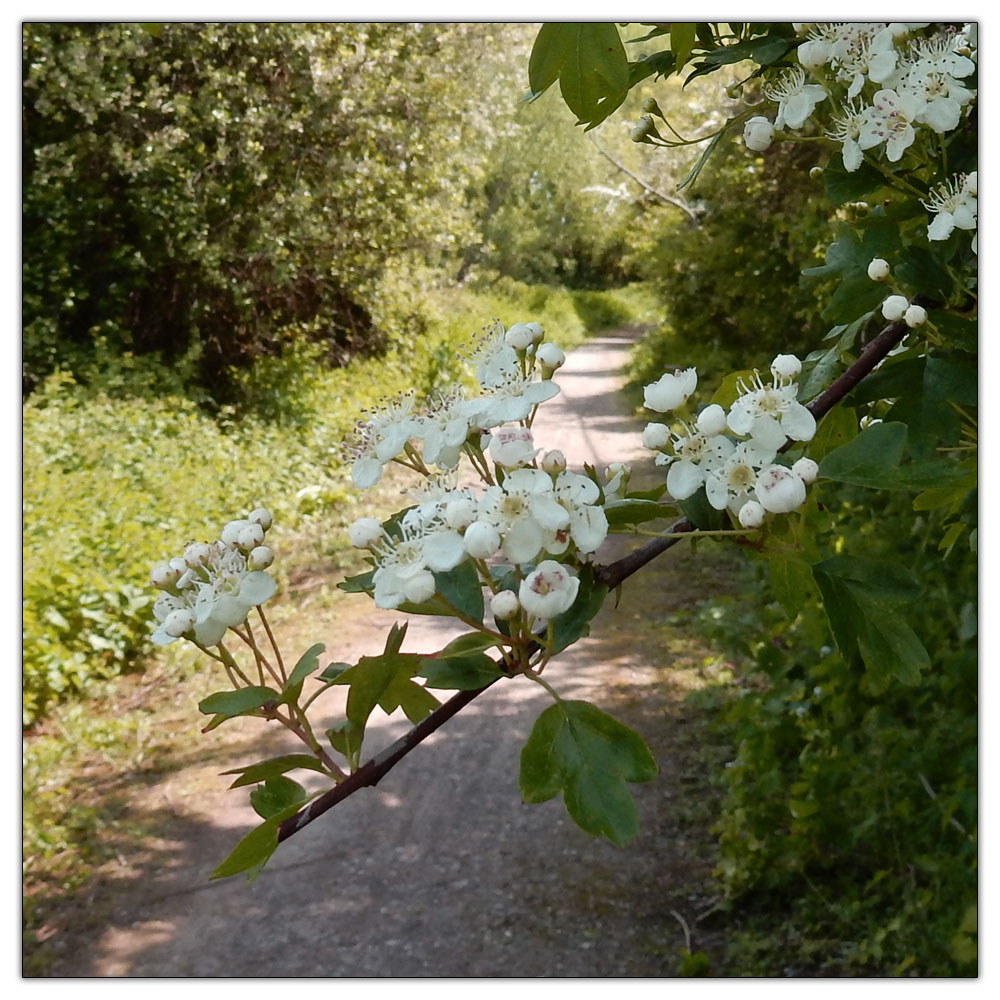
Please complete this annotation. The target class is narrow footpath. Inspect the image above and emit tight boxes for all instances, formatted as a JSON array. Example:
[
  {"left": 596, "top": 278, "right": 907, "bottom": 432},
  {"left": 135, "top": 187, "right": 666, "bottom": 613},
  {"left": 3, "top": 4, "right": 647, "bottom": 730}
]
[{"left": 47, "top": 328, "right": 737, "bottom": 978}]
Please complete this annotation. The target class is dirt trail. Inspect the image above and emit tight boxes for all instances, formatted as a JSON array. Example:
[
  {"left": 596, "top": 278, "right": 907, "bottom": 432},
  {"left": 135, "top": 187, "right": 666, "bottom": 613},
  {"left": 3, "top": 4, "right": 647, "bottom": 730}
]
[{"left": 45, "top": 328, "right": 732, "bottom": 978}]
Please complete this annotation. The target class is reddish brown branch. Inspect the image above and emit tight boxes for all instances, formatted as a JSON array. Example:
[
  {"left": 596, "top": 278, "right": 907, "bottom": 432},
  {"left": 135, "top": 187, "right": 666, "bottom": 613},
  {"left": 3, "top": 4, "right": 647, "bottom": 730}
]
[{"left": 275, "top": 313, "right": 918, "bottom": 845}]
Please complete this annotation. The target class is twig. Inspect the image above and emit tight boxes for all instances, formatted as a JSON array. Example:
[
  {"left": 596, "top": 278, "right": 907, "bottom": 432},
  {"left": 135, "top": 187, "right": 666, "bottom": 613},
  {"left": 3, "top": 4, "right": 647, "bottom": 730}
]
[
  {"left": 274, "top": 312, "right": 924, "bottom": 844},
  {"left": 587, "top": 134, "right": 700, "bottom": 224}
]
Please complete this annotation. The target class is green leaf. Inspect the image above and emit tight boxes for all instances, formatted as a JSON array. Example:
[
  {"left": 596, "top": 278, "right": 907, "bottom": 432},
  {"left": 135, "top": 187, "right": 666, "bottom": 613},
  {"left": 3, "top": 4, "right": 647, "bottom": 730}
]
[
  {"left": 820, "top": 421, "right": 968, "bottom": 491},
  {"left": 895, "top": 245, "right": 957, "bottom": 302},
  {"left": 812, "top": 556, "right": 929, "bottom": 686},
  {"left": 210, "top": 795, "right": 319, "bottom": 883},
  {"left": 326, "top": 719, "right": 363, "bottom": 770},
  {"left": 768, "top": 555, "right": 814, "bottom": 618},
  {"left": 249, "top": 775, "right": 308, "bottom": 820},
  {"left": 432, "top": 559, "right": 485, "bottom": 623},
  {"left": 419, "top": 652, "right": 507, "bottom": 691},
  {"left": 678, "top": 488, "right": 727, "bottom": 531},
  {"left": 281, "top": 642, "right": 325, "bottom": 704},
  {"left": 807, "top": 403, "right": 858, "bottom": 461},
  {"left": 822, "top": 273, "right": 886, "bottom": 323},
  {"left": 678, "top": 119, "right": 732, "bottom": 190},
  {"left": 670, "top": 23, "right": 697, "bottom": 70},
  {"left": 823, "top": 157, "right": 886, "bottom": 205},
  {"left": 528, "top": 23, "right": 629, "bottom": 129},
  {"left": 709, "top": 369, "right": 756, "bottom": 409},
  {"left": 434, "top": 631, "right": 501, "bottom": 659},
  {"left": 519, "top": 699, "right": 657, "bottom": 846},
  {"left": 378, "top": 671, "right": 441, "bottom": 724},
  {"left": 222, "top": 754, "right": 328, "bottom": 789},
  {"left": 337, "top": 567, "right": 375, "bottom": 594},
  {"left": 198, "top": 686, "right": 280, "bottom": 732},
  {"left": 550, "top": 565, "right": 608, "bottom": 655}
]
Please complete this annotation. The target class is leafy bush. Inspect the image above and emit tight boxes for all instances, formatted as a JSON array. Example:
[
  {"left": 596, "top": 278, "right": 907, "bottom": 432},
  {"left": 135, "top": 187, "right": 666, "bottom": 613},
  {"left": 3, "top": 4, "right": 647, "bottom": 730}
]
[{"left": 679, "top": 484, "right": 976, "bottom": 976}]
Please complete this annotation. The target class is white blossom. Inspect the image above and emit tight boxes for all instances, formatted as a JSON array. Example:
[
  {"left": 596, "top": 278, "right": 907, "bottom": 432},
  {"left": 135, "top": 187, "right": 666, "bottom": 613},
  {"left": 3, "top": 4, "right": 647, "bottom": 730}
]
[
  {"left": 727, "top": 370, "right": 816, "bottom": 448},
  {"left": 705, "top": 441, "right": 775, "bottom": 513},
  {"left": 738, "top": 500, "right": 766, "bottom": 529},
  {"left": 644, "top": 368, "right": 697, "bottom": 412},
  {"left": 349, "top": 517, "right": 384, "bottom": 549},
  {"left": 762, "top": 65, "right": 828, "bottom": 129},
  {"left": 904, "top": 304, "right": 927, "bottom": 328},
  {"left": 922, "top": 172, "right": 977, "bottom": 242},
  {"left": 518, "top": 560, "right": 579, "bottom": 620}
]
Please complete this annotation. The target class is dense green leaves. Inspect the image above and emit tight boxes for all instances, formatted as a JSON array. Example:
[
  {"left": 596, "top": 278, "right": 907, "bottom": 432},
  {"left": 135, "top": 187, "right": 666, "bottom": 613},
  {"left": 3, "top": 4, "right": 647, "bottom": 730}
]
[
  {"left": 820, "top": 422, "right": 967, "bottom": 491},
  {"left": 519, "top": 699, "right": 657, "bottom": 845}
]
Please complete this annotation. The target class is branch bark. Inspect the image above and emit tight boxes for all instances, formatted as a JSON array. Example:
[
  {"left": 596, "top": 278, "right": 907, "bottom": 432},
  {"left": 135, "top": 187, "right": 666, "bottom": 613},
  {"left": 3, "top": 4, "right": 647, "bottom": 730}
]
[{"left": 276, "top": 312, "right": 912, "bottom": 844}]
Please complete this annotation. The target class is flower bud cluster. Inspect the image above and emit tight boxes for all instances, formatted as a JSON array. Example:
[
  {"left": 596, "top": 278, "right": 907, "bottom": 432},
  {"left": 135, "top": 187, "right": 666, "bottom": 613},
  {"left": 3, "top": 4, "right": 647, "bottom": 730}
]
[
  {"left": 148, "top": 509, "right": 277, "bottom": 647},
  {"left": 641, "top": 356, "right": 819, "bottom": 525}
]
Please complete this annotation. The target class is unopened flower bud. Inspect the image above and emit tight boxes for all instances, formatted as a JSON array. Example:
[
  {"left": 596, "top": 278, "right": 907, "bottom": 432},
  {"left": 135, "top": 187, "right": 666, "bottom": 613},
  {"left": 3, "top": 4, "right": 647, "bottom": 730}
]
[
  {"left": 525, "top": 321, "right": 545, "bottom": 345},
  {"left": 743, "top": 116, "right": 774, "bottom": 152},
  {"left": 444, "top": 497, "right": 476, "bottom": 530},
  {"left": 904, "top": 304, "right": 927, "bottom": 328},
  {"left": 640, "top": 96, "right": 664, "bottom": 118},
  {"left": 809, "top": 165, "right": 824, "bottom": 180},
  {"left": 738, "top": 500, "right": 766, "bottom": 529},
  {"left": 771, "top": 354, "right": 802, "bottom": 380},
  {"left": 168, "top": 556, "right": 188, "bottom": 574},
  {"left": 463, "top": 521, "right": 501, "bottom": 559},
  {"left": 755, "top": 465, "right": 807, "bottom": 513},
  {"left": 150, "top": 562, "right": 181, "bottom": 589},
  {"left": 541, "top": 449, "right": 567, "bottom": 474},
  {"left": 349, "top": 517, "right": 383, "bottom": 549},
  {"left": 248, "top": 545, "right": 274, "bottom": 571},
  {"left": 881, "top": 295, "right": 909, "bottom": 322},
  {"left": 163, "top": 608, "right": 195, "bottom": 638},
  {"left": 867, "top": 257, "right": 891, "bottom": 282},
  {"left": 536, "top": 342, "right": 566, "bottom": 373},
  {"left": 791, "top": 457, "right": 819, "bottom": 484},
  {"left": 504, "top": 323, "right": 535, "bottom": 350},
  {"left": 221, "top": 519, "right": 252, "bottom": 547},
  {"left": 642, "top": 422, "right": 671, "bottom": 450},
  {"left": 236, "top": 522, "right": 265, "bottom": 551},
  {"left": 631, "top": 114, "right": 659, "bottom": 143},
  {"left": 183, "top": 542, "right": 213, "bottom": 568},
  {"left": 248, "top": 507, "right": 273, "bottom": 531},
  {"left": 489, "top": 426, "right": 537, "bottom": 468},
  {"left": 695, "top": 404, "right": 728, "bottom": 437},
  {"left": 490, "top": 590, "right": 520, "bottom": 620}
]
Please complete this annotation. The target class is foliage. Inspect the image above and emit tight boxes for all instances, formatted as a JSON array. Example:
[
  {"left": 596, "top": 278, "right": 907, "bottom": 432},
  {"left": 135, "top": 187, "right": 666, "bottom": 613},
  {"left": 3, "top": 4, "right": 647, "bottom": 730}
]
[
  {"left": 680, "top": 485, "right": 976, "bottom": 975},
  {"left": 626, "top": 138, "right": 836, "bottom": 380},
  {"left": 22, "top": 280, "right": 648, "bottom": 724},
  {"left": 21, "top": 22, "right": 537, "bottom": 395}
]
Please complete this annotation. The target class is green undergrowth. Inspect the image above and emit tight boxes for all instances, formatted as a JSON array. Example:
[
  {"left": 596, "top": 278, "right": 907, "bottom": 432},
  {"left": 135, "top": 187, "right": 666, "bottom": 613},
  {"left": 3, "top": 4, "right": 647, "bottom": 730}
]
[{"left": 22, "top": 279, "right": 655, "bottom": 725}]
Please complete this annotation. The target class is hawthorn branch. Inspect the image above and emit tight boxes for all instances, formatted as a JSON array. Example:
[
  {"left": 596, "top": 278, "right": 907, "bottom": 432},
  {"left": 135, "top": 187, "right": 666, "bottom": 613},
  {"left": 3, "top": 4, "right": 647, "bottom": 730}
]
[{"left": 276, "top": 312, "right": 913, "bottom": 844}]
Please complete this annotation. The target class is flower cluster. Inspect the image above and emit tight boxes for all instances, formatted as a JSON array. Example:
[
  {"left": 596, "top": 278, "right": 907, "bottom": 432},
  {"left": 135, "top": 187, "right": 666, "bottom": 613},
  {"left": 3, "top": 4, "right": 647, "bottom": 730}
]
[
  {"left": 346, "top": 320, "right": 564, "bottom": 490},
  {"left": 346, "top": 320, "right": 602, "bottom": 627},
  {"left": 149, "top": 508, "right": 277, "bottom": 647},
  {"left": 642, "top": 355, "right": 818, "bottom": 527},
  {"left": 744, "top": 22, "right": 978, "bottom": 257}
]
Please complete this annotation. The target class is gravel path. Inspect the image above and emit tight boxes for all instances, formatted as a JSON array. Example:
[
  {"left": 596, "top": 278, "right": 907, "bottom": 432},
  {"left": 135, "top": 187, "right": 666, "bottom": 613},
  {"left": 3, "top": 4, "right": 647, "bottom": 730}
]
[{"left": 46, "top": 328, "right": 728, "bottom": 978}]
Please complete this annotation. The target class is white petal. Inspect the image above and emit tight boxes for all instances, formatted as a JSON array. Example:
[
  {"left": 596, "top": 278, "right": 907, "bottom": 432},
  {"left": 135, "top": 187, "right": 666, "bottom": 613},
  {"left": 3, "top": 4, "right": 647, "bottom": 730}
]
[
  {"left": 666, "top": 460, "right": 704, "bottom": 500},
  {"left": 779, "top": 402, "right": 817, "bottom": 442},
  {"left": 240, "top": 571, "right": 277, "bottom": 606},
  {"left": 423, "top": 531, "right": 465, "bottom": 572}
]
